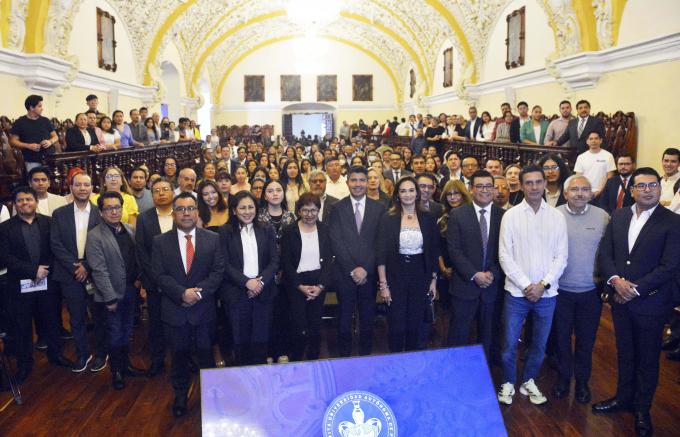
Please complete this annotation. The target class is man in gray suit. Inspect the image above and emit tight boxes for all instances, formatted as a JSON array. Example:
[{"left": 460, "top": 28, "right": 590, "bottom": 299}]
[{"left": 86, "top": 191, "right": 145, "bottom": 390}]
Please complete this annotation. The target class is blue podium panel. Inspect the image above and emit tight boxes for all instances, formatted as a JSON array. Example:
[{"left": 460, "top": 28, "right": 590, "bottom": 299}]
[{"left": 201, "top": 345, "right": 506, "bottom": 437}]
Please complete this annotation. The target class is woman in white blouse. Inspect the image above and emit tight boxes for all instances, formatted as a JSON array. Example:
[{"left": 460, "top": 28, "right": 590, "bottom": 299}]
[
  {"left": 98, "top": 116, "right": 121, "bottom": 150},
  {"left": 476, "top": 111, "right": 495, "bottom": 141}
]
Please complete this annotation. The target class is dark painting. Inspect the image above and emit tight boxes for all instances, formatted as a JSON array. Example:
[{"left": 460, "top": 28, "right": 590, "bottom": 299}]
[
  {"left": 281, "top": 75, "right": 301, "bottom": 101},
  {"left": 244, "top": 75, "right": 265, "bottom": 102},
  {"left": 317, "top": 75, "right": 337, "bottom": 102},
  {"left": 352, "top": 75, "right": 373, "bottom": 102}
]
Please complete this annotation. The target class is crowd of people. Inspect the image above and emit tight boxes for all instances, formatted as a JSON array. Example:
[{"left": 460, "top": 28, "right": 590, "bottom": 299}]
[{"left": 1, "top": 93, "right": 679, "bottom": 437}]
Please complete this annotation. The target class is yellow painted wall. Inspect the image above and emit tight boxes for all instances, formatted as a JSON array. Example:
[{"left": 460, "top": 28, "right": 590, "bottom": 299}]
[
  {"left": 0, "top": 71, "right": 28, "bottom": 116},
  {"left": 618, "top": 0, "right": 680, "bottom": 46}
]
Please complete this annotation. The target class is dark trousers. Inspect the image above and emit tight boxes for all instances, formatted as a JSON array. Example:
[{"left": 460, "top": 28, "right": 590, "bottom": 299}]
[
  {"left": 553, "top": 289, "right": 602, "bottom": 384},
  {"left": 269, "top": 280, "right": 290, "bottom": 360},
  {"left": 61, "top": 282, "right": 91, "bottom": 360},
  {"left": 448, "top": 294, "right": 496, "bottom": 360},
  {"left": 13, "top": 289, "right": 62, "bottom": 370},
  {"left": 101, "top": 284, "right": 136, "bottom": 372},
  {"left": 336, "top": 275, "right": 376, "bottom": 357},
  {"left": 228, "top": 290, "right": 275, "bottom": 365},
  {"left": 288, "top": 270, "right": 326, "bottom": 361},
  {"left": 165, "top": 321, "right": 215, "bottom": 395},
  {"left": 0, "top": 274, "right": 13, "bottom": 343},
  {"left": 146, "top": 288, "right": 166, "bottom": 366},
  {"left": 611, "top": 303, "right": 666, "bottom": 412},
  {"left": 387, "top": 255, "right": 429, "bottom": 353}
]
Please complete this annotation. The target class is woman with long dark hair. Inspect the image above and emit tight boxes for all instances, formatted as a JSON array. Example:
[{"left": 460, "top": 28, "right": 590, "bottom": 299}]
[
  {"left": 538, "top": 153, "right": 570, "bottom": 207},
  {"left": 197, "top": 179, "right": 228, "bottom": 231},
  {"left": 161, "top": 157, "right": 179, "bottom": 188},
  {"left": 280, "top": 160, "right": 308, "bottom": 212}
]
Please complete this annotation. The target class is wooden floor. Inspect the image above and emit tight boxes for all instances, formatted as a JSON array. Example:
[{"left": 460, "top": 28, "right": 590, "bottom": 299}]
[{"left": 0, "top": 305, "right": 679, "bottom": 437}]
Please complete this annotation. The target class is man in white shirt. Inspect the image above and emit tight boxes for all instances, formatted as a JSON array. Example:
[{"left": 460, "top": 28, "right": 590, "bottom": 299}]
[
  {"left": 324, "top": 157, "right": 350, "bottom": 199},
  {"left": 497, "top": 164, "right": 568, "bottom": 406},
  {"left": 574, "top": 131, "right": 616, "bottom": 198},
  {"left": 659, "top": 147, "right": 679, "bottom": 206},
  {"left": 174, "top": 168, "right": 197, "bottom": 197}
]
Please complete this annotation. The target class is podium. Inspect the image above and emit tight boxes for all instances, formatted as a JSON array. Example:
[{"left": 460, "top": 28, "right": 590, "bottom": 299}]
[{"left": 201, "top": 346, "right": 506, "bottom": 436}]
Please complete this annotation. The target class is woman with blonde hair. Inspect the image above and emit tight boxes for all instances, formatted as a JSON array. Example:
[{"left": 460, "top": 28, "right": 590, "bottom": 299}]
[{"left": 91, "top": 166, "right": 139, "bottom": 226}]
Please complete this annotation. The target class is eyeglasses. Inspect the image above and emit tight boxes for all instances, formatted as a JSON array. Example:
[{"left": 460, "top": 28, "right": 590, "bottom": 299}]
[
  {"left": 164, "top": 163, "right": 177, "bottom": 168},
  {"left": 418, "top": 184, "right": 435, "bottom": 190},
  {"left": 299, "top": 208, "right": 319, "bottom": 215},
  {"left": 632, "top": 182, "right": 660, "bottom": 191},
  {"left": 174, "top": 206, "right": 197, "bottom": 213},
  {"left": 105, "top": 174, "right": 121, "bottom": 180},
  {"left": 152, "top": 187, "right": 172, "bottom": 193},
  {"left": 446, "top": 192, "right": 462, "bottom": 197},
  {"left": 542, "top": 165, "right": 559, "bottom": 171},
  {"left": 102, "top": 205, "right": 122, "bottom": 212},
  {"left": 473, "top": 184, "right": 495, "bottom": 191}
]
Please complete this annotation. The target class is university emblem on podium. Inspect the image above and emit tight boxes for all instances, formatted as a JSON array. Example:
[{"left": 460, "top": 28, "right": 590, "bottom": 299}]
[{"left": 323, "top": 390, "right": 398, "bottom": 437}]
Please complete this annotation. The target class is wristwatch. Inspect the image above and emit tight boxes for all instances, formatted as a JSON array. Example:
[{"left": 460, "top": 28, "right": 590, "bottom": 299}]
[{"left": 539, "top": 280, "right": 551, "bottom": 290}]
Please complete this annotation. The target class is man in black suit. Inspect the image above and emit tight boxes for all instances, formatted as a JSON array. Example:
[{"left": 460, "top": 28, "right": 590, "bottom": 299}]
[
  {"left": 509, "top": 101, "right": 529, "bottom": 143},
  {"left": 383, "top": 153, "right": 412, "bottom": 184},
  {"left": 50, "top": 173, "right": 106, "bottom": 373},
  {"left": 417, "top": 173, "right": 444, "bottom": 219},
  {"left": 328, "top": 165, "right": 385, "bottom": 356},
  {"left": 447, "top": 170, "right": 504, "bottom": 360},
  {"left": 0, "top": 187, "right": 73, "bottom": 383},
  {"left": 464, "top": 106, "right": 483, "bottom": 140},
  {"left": 551, "top": 99, "right": 605, "bottom": 153},
  {"left": 593, "top": 167, "right": 680, "bottom": 437},
  {"left": 308, "top": 170, "right": 339, "bottom": 222},
  {"left": 230, "top": 146, "right": 247, "bottom": 174},
  {"left": 599, "top": 154, "right": 636, "bottom": 214},
  {"left": 151, "top": 192, "right": 225, "bottom": 417},
  {"left": 135, "top": 178, "right": 175, "bottom": 376}
]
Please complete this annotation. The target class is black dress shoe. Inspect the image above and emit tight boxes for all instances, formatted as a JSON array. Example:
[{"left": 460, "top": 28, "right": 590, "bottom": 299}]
[
  {"left": 661, "top": 335, "right": 680, "bottom": 351},
  {"left": 592, "top": 397, "right": 632, "bottom": 413},
  {"left": 666, "top": 346, "right": 680, "bottom": 362},
  {"left": 552, "top": 380, "right": 570, "bottom": 399},
  {"left": 173, "top": 394, "right": 188, "bottom": 417},
  {"left": 15, "top": 367, "right": 31, "bottom": 384},
  {"left": 112, "top": 371, "right": 125, "bottom": 390},
  {"left": 146, "top": 361, "right": 164, "bottom": 378},
  {"left": 124, "top": 364, "right": 147, "bottom": 377},
  {"left": 634, "top": 411, "right": 653, "bottom": 436},
  {"left": 49, "top": 355, "right": 75, "bottom": 368},
  {"left": 575, "top": 383, "right": 591, "bottom": 404}
]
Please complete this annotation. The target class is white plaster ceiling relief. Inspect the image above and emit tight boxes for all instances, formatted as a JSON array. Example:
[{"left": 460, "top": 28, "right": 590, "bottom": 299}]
[
  {"left": 7, "top": 0, "right": 29, "bottom": 51},
  {"left": 542, "top": 0, "right": 582, "bottom": 56},
  {"left": 592, "top": 0, "right": 613, "bottom": 49},
  {"left": 44, "top": 0, "right": 85, "bottom": 58}
]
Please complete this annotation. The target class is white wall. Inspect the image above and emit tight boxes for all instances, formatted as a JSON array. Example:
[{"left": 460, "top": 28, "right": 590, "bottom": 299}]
[{"left": 618, "top": 0, "right": 680, "bottom": 46}]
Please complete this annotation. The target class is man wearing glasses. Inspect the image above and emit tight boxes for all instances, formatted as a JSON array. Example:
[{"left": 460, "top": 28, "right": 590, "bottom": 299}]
[
  {"left": 86, "top": 191, "right": 146, "bottom": 390},
  {"left": 593, "top": 167, "right": 680, "bottom": 437},
  {"left": 417, "top": 173, "right": 443, "bottom": 219}
]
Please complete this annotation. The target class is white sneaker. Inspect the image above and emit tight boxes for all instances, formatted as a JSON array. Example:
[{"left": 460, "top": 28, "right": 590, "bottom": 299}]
[
  {"left": 497, "top": 382, "right": 515, "bottom": 405},
  {"left": 519, "top": 379, "right": 548, "bottom": 405}
]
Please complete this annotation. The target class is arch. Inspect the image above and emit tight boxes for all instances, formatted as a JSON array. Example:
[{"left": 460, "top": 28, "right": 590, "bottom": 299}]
[
  {"left": 611, "top": 0, "right": 627, "bottom": 45},
  {"left": 23, "top": 0, "right": 50, "bottom": 53},
  {"left": 282, "top": 103, "right": 336, "bottom": 112},
  {"left": 214, "top": 35, "right": 402, "bottom": 106}
]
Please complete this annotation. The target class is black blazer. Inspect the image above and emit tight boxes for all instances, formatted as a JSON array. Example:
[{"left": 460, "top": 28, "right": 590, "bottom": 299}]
[
  {"left": 50, "top": 203, "right": 100, "bottom": 285},
  {"left": 151, "top": 227, "right": 225, "bottom": 327},
  {"left": 598, "top": 174, "right": 634, "bottom": 214},
  {"left": 328, "top": 197, "right": 385, "bottom": 283},
  {"left": 135, "top": 208, "right": 174, "bottom": 290},
  {"left": 280, "top": 221, "right": 333, "bottom": 290},
  {"left": 464, "top": 118, "right": 483, "bottom": 139},
  {"left": 447, "top": 204, "right": 505, "bottom": 302},
  {"left": 509, "top": 118, "right": 522, "bottom": 143},
  {"left": 375, "top": 209, "right": 440, "bottom": 283},
  {"left": 65, "top": 127, "right": 100, "bottom": 152},
  {"left": 598, "top": 205, "right": 680, "bottom": 316},
  {"left": 543, "top": 189, "right": 567, "bottom": 207},
  {"left": 556, "top": 116, "right": 605, "bottom": 153},
  {"left": 0, "top": 214, "right": 53, "bottom": 295},
  {"left": 321, "top": 194, "right": 339, "bottom": 223},
  {"left": 218, "top": 223, "right": 279, "bottom": 304}
]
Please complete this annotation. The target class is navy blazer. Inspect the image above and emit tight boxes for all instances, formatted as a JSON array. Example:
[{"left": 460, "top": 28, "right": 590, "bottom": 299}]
[
  {"left": 0, "top": 214, "right": 53, "bottom": 295},
  {"left": 598, "top": 174, "right": 634, "bottom": 214},
  {"left": 464, "top": 117, "right": 483, "bottom": 140},
  {"left": 135, "top": 207, "right": 174, "bottom": 290},
  {"left": 152, "top": 227, "right": 224, "bottom": 326},
  {"left": 556, "top": 116, "right": 606, "bottom": 153},
  {"left": 598, "top": 205, "right": 680, "bottom": 315},
  {"left": 50, "top": 202, "right": 100, "bottom": 285},
  {"left": 218, "top": 223, "right": 279, "bottom": 304},
  {"left": 375, "top": 209, "right": 440, "bottom": 283},
  {"left": 447, "top": 204, "right": 504, "bottom": 302},
  {"left": 327, "top": 196, "right": 385, "bottom": 283},
  {"left": 280, "top": 221, "right": 333, "bottom": 290}
]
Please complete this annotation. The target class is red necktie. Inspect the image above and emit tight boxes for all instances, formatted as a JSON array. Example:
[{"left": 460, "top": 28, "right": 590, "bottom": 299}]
[
  {"left": 616, "top": 177, "right": 627, "bottom": 209},
  {"left": 185, "top": 235, "right": 194, "bottom": 273}
]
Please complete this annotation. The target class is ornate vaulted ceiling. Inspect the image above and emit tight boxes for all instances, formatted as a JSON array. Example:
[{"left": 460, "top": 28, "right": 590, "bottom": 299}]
[{"left": 4, "top": 0, "right": 624, "bottom": 103}]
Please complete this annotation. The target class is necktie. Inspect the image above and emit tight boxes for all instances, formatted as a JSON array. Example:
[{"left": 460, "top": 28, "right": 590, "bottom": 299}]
[
  {"left": 395, "top": 170, "right": 400, "bottom": 180},
  {"left": 479, "top": 209, "right": 488, "bottom": 270},
  {"left": 354, "top": 202, "right": 362, "bottom": 234},
  {"left": 577, "top": 117, "right": 586, "bottom": 138},
  {"left": 616, "top": 177, "right": 628, "bottom": 209},
  {"left": 185, "top": 235, "right": 194, "bottom": 273}
]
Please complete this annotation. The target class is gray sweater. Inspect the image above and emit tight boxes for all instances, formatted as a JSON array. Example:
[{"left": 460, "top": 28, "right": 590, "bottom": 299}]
[{"left": 557, "top": 204, "right": 609, "bottom": 292}]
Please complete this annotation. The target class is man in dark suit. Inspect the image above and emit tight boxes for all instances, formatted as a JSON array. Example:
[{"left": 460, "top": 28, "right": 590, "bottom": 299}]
[
  {"left": 50, "top": 173, "right": 106, "bottom": 373},
  {"left": 509, "top": 101, "right": 529, "bottom": 144},
  {"left": 593, "top": 167, "right": 680, "bottom": 437},
  {"left": 599, "top": 154, "right": 636, "bottom": 214},
  {"left": 135, "top": 178, "right": 175, "bottom": 376},
  {"left": 383, "top": 153, "right": 412, "bottom": 184},
  {"left": 308, "top": 170, "right": 339, "bottom": 222},
  {"left": 417, "top": 173, "right": 444, "bottom": 219},
  {"left": 447, "top": 170, "right": 504, "bottom": 360},
  {"left": 328, "top": 165, "right": 385, "bottom": 356},
  {"left": 230, "top": 146, "right": 247, "bottom": 174},
  {"left": 0, "top": 186, "right": 73, "bottom": 384},
  {"left": 551, "top": 99, "right": 605, "bottom": 153},
  {"left": 464, "top": 106, "right": 483, "bottom": 140},
  {"left": 152, "top": 192, "right": 224, "bottom": 417}
]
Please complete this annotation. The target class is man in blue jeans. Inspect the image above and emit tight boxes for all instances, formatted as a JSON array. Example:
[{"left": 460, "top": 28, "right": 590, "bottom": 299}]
[{"left": 497, "top": 165, "right": 568, "bottom": 405}]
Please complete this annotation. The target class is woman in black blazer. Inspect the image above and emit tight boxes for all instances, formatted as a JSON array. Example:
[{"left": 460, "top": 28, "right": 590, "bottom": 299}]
[
  {"left": 65, "top": 113, "right": 101, "bottom": 152},
  {"left": 280, "top": 193, "right": 333, "bottom": 361},
  {"left": 376, "top": 176, "right": 440, "bottom": 352},
  {"left": 219, "top": 191, "right": 279, "bottom": 365}
]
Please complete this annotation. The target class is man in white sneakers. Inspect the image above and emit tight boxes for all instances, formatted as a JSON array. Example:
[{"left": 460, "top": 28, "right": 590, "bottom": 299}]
[
  {"left": 573, "top": 131, "right": 615, "bottom": 200},
  {"left": 497, "top": 165, "right": 568, "bottom": 405}
]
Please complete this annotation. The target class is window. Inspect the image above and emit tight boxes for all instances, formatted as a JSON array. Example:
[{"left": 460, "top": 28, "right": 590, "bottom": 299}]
[{"left": 443, "top": 48, "right": 453, "bottom": 88}]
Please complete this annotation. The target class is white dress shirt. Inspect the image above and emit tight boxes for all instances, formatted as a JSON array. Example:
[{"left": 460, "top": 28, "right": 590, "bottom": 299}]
[
  {"left": 74, "top": 202, "right": 91, "bottom": 259},
  {"left": 472, "top": 202, "right": 490, "bottom": 241},
  {"left": 241, "top": 224, "right": 259, "bottom": 278},
  {"left": 325, "top": 175, "right": 350, "bottom": 199},
  {"left": 157, "top": 208, "right": 174, "bottom": 233},
  {"left": 628, "top": 204, "right": 657, "bottom": 253},
  {"left": 661, "top": 171, "right": 680, "bottom": 204},
  {"left": 177, "top": 227, "right": 196, "bottom": 274},
  {"left": 351, "top": 195, "right": 367, "bottom": 223},
  {"left": 0, "top": 204, "right": 9, "bottom": 275},
  {"left": 499, "top": 199, "right": 569, "bottom": 297}
]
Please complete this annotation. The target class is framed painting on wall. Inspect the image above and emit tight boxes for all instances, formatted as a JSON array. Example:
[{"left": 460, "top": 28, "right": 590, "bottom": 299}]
[
  {"left": 443, "top": 48, "right": 453, "bottom": 88},
  {"left": 352, "top": 75, "right": 373, "bottom": 101},
  {"left": 244, "top": 75, "right": 265, "bottom": 102},
  {"left": 317, "top": 75, "right": 337, "bottom": 102},
  {"left": 96, "top": 8, "right": 117, "bottom": 72},
  {"left": 281, "top": 75, "right": 301, "bottom": 101},
  {"left": 505, "top": 6, "right": 526, "bottom": 69}
]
